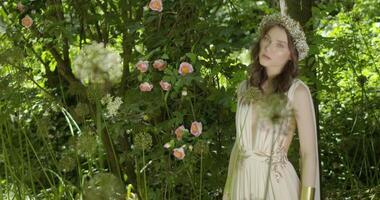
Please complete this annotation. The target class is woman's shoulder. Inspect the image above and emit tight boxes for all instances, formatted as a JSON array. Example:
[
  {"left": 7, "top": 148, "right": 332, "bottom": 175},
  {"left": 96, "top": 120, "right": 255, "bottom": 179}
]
[
  {"left": 236, "top": 79, "right": 252, "bottom": 97},
  {"left": 237, "top": 79, "right": 249, "bottom": 88},
  {"left": 290, "top": 78, "right": 309, "bottom": 91},
  {"left": 292, "top": 79, "right": 312, "bottom": 101},
  {"left": 293, "top": 78, "right": 310, "bottom": 90},
  {"left": 286, "top": 78, "right": 311, "bottom": 101}
]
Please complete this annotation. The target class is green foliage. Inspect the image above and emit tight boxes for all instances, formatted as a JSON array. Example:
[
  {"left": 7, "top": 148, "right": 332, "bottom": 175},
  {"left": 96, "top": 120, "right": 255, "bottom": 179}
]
[{"left": 306, "top": 0, "right": 380, "bottom": 198}]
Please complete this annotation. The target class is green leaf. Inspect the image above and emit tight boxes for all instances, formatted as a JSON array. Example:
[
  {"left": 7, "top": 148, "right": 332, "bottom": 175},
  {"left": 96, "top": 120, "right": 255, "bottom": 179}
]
[{"left": 186, "top": 52, "right": 197, "bottom": 63}]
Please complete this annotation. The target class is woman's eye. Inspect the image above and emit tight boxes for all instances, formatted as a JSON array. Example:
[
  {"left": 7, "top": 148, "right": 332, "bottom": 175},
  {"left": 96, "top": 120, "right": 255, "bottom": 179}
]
[{"left": 277, "top": 43, "right": 285, "bottom": 48}]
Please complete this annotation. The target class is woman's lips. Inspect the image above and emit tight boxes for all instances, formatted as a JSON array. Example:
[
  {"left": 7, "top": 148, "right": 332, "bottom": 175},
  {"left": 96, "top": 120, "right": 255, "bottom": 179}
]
[{"left": 262, "top": 54, "right": 271, "bottom": 59}]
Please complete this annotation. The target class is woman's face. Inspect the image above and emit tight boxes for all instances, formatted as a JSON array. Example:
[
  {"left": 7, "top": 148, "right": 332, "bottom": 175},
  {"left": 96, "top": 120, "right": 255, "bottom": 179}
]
[{"left": 259, "top": 26, "right": 291, "bottom": 78}]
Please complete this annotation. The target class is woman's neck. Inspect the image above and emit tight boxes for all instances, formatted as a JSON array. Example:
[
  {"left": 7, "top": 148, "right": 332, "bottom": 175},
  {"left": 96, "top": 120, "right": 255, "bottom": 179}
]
[{"left": 262, "top": 79, "right": 274, "bottom": 94}]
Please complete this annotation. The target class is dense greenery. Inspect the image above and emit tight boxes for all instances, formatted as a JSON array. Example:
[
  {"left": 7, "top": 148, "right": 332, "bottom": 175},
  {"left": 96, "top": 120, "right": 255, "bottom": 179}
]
[{"left": 0, "top": 0, "right": 379, "bottom": 199}]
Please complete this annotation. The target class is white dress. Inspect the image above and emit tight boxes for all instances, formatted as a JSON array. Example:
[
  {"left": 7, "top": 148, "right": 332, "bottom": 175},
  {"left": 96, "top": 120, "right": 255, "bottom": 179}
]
[{"left": 223, "top": 79, "right": 320, "bottom": 200}]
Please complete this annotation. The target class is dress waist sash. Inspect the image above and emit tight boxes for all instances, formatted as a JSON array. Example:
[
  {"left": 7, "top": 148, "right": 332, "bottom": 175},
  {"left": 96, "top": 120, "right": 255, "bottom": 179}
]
[
  {"left": 238, "top": 150, "right": 288, "bottom": 163},
  {"left": 238, "top": 149, "right": 290, "bottom": 182}
]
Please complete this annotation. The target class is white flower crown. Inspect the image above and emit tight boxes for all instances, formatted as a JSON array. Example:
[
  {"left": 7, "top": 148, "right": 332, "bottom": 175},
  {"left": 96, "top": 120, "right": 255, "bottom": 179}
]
[{"left": 258, "top": 13, "right": 309, "bottom": 61}]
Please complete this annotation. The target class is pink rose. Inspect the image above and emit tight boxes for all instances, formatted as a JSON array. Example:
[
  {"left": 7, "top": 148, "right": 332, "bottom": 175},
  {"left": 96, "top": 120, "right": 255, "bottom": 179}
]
[
  {"left": 190, "top": 121, "right": 202, "bottom": 137},
  {"left": 153, "top": 59, "right": 167, "bottom": 71},
  {"left": 149, "top": 0, "right": 163, "bottom": 12},
  {"left": 178, "top": 62, "right": 193, "bottom": 75},
  {"left": 173, "top": 147, "right": 185, "bottom": 160},
  {"left": 17, "top": 2, "right": 25, "bottom": 13},
  {"left": 139, "top": 82, "right": 153, "bottom": 92},
  {"left": 21, "top": 15, "right": 33, "bottom": 28},
  {"left": 159, "top": 80, "right": 171, "bottom": 91},
  {"left": 135, "top": 60, "right": 149, "bottom": 73},
  {"left": 175, "top": 125, "right": 187, "bottom": 141}
]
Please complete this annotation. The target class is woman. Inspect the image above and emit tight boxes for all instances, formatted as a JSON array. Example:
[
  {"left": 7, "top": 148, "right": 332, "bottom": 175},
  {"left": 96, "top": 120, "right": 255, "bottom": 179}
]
[{"left": 223, "top": 13, "right": 320, "bottom": 200}]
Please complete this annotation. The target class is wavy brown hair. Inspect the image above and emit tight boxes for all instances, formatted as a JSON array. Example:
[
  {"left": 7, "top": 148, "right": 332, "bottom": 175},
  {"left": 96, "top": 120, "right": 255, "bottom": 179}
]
[{"left": 248, "top": 24, "right": 300, "bottom": 94}]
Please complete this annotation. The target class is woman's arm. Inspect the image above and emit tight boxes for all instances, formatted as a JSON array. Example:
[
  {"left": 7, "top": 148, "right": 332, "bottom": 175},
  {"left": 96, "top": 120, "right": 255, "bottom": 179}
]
[{"left": 293, "top": 82, "right": 318, "bottom": 199}]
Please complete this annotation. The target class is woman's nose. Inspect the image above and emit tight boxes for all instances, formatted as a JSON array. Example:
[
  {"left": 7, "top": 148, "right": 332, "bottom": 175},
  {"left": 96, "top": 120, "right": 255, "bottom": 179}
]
[
  {"left": 264, "top": 42, "right": 274, "bottom": 52},
  {"left": 263, "top": 43, "right": 270, "bottom": 52}
]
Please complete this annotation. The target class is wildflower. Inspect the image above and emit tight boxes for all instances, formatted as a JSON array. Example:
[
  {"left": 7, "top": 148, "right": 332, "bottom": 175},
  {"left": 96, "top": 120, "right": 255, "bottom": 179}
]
[
  {"left": 181, "top": 90, "right": 188, "bottom": 96},
  {"left": 240, "top": 86, "right": 265, "bottom": 105},
  {"left": 173, "top": 147, "right": 185, "bottom": 160},
  {"left": 74, "top": 102, "right": 90, "bottom": 118},
  {"left": 175, "top": 125, "right": 187, "bottom": 140},
  {"left": 190, "top": 121, "right": 202, "bottom": 137},
  {"left": 194, "top": 140, "right": 209, "bottom": 155},
  {"left": 101, "top": 94, "right": 123, "bottom": 118},
  {"left": 164, "top": 139, "right": 175, "bottom": 149},
  {"left": 258, "top": 93, "right": 293, "bottom": 126},
  {"left": 143, "top": 114, "right": 150, "bottom": 121},
  {"left": 21, "top": 15, "right": 33, "bottom": 28},
  {"left": 76, "top": 133, "right": 98, "bottom": 158},
  {"left": 135, "top": 60, "right": 149, "bottom": 73},
  {"left": 83, "top": 173, "right": 124, "bottom": 200},
  {"left": 139, "top": 82, "right": 153, "bottom": 92},
  {"left": 17, "top": 2, "right": 25, "bottom": 13},
  {"left": 134, "top": 132, "right": 153, "bottom": 150},
  {"left": 178, "top": 62, "right": 193, "bottom": 75},
  {"left": 163, "top": 142, "right": 171, "bottom": 149},
  {"left": 159, "top": 80, "right": 171, "bottom": 91},
  {"left": 149, "top": 0, "right": 163, "bottom": 12},
  {"left": 153, "top": 59, "right": 166, "bottom": 71},
  {"left": 101, "top": 94, "right": 112, "bottom": 105},
  {"left": 58, "top": 154, "right": 76, "bottom": 172},
  {"left": 106, "top": 96, "right": 123, "bottom": 117}
]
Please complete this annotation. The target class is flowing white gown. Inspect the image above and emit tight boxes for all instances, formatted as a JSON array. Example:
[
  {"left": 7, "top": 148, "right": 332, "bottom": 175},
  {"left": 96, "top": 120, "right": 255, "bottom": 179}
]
[{"left": 223, "top": 79, "right": 320, "bottom": 200}]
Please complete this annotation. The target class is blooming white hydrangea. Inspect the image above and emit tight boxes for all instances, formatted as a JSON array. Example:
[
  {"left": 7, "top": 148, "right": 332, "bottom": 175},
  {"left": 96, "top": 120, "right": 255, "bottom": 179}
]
[{"left": 73, "top": 42, "right": 123, "bottom": 85}]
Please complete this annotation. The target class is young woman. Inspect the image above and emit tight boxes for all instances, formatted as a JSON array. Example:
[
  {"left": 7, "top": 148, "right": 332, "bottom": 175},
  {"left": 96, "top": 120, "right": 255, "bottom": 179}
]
[{"left": 223, "top": 13, "right": 320, "bottom": 200}]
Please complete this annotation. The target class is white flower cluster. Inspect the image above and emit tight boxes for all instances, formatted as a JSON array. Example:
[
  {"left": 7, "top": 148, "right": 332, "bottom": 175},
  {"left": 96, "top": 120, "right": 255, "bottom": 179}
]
[
  {"left": 73, "top": 42, "right": 123, "bottom": 85},
  {"left": 101, "top": 94, "right": 123, "bottom": 118}
]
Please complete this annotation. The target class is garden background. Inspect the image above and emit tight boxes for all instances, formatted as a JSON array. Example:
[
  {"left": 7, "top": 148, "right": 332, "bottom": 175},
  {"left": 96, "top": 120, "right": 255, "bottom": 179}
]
[{"left": 0, "top": 0, "right": 379, "bottom": 199}]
